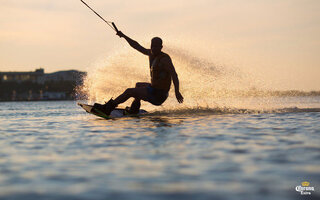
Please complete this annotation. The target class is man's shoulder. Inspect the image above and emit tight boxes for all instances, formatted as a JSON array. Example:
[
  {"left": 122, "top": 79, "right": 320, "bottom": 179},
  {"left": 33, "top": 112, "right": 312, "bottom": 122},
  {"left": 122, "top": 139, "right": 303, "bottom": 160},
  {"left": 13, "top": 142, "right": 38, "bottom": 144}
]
[
  {"left": 160, "top": 52, "right": 172, "bottom": 62},
  {"left": 159, "top": 52, "right": 174, "bottom": 69},
  {"left": 160, "top": 52, "right": 171, "bottom": 58},
  {"left": 145, "top": 49, "right": 152, "bottom": 56}
]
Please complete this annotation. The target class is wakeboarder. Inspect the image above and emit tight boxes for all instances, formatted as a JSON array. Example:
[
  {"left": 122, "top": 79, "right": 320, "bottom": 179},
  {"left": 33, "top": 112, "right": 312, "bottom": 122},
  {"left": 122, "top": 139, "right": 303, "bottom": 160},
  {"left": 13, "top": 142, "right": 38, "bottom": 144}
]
[{"left": 94, "top": 31, "right": 184, "bottom": 114}]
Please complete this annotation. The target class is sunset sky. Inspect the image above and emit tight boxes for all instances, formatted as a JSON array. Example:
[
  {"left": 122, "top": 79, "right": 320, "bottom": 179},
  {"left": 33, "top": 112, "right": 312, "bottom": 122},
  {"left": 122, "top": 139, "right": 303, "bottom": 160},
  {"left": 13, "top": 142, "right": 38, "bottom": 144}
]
[{"left": 0, "top": 0, "right": 319, "bottom": 90}]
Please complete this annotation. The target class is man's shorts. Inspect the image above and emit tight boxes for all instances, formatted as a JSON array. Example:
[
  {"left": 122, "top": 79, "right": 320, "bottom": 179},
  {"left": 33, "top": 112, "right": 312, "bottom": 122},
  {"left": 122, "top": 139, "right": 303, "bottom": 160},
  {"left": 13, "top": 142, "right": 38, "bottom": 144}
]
[{"left": 146, "top": 85, "right": 168, "bottom": 106}]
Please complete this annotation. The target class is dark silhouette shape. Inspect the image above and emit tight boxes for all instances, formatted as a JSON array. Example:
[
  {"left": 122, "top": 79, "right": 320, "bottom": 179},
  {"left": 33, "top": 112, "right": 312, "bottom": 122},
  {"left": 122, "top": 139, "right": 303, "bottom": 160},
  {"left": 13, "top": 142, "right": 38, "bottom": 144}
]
[{"left": 94, "top": 31, "right": 184, "bottom": 115}]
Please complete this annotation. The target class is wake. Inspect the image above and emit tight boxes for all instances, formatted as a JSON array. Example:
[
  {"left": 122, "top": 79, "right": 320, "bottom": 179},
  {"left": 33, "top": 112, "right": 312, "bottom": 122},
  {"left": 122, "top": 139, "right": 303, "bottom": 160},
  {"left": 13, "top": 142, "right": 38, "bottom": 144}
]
[{"left": 145, "top": 107, "right": 320, "bottom": 116}]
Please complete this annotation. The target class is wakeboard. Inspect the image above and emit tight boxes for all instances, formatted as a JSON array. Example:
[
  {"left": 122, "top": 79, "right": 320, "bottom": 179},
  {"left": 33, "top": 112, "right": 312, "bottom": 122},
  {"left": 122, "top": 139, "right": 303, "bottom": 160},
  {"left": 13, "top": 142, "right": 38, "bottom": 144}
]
[{"left": 78, "top": 103, "right": 147, "bottom": 119}]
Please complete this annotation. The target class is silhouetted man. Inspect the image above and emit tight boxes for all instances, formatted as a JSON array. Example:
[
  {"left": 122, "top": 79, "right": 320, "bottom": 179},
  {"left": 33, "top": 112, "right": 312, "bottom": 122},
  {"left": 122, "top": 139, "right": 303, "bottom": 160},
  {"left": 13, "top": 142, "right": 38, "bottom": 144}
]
[{"left": 94, "top": 31, "right": 184, "bottom": 114}]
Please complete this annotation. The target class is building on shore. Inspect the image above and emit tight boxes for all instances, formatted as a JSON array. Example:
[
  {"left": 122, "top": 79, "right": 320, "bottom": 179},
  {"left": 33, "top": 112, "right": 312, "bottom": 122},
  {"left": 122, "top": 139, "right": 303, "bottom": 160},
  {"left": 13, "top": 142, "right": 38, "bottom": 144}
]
[
  {"left": 0, "top": 68, "right": 86, "bottom": 101},
  {"left": 0, "top": 68, "right": 45, "bottom": 83},
  {"left": 0, "top": 68, "right": 85, "bottom": 84}
]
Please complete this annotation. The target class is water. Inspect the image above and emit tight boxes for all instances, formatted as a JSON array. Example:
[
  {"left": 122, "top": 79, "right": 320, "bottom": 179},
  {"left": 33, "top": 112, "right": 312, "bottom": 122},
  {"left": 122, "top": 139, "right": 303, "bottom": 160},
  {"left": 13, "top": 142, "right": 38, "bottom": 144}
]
[{"left": 0, "top": 99, "right": 319, "bottom": 200}]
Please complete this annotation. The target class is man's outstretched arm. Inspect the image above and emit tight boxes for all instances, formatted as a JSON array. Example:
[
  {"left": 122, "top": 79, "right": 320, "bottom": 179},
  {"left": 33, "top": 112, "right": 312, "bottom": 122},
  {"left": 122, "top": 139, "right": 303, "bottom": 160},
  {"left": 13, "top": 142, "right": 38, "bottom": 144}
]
[{"left": 117, "top": 31, "right": 150, "bottom": 56}]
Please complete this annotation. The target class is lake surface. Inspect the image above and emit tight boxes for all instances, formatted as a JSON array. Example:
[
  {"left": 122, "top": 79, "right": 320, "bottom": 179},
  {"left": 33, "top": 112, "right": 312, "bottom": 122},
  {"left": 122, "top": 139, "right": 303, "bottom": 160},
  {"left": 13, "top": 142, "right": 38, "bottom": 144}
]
[{"left": 0, "top": 99, "right": 319, "bottom": 200}]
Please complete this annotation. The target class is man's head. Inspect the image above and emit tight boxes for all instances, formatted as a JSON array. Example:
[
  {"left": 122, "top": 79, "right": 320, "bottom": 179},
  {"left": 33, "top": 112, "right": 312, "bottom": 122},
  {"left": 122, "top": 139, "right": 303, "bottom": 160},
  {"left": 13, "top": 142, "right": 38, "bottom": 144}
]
[{"left": 151, "top": 37, "right": 163, "bottom": 56}]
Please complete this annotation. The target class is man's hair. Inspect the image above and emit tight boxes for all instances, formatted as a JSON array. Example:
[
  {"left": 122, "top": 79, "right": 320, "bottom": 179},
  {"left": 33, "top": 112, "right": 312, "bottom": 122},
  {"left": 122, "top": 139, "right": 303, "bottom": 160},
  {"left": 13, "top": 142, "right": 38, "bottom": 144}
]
[{"left": 151, "top": 37, "right": 163, "bottom": 46}]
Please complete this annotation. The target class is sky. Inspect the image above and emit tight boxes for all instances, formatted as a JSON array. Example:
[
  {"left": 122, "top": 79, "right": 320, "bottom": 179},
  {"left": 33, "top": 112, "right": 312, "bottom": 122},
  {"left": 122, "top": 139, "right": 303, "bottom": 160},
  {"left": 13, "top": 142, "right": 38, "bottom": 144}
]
[{"left": 0, "top": 0, "right": 319, "bottom": 90}]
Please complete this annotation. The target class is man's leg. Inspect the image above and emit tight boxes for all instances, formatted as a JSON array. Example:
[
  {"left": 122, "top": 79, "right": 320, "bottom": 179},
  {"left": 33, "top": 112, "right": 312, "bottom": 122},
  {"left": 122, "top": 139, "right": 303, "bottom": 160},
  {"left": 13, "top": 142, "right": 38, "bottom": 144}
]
[
  {"left": 94, "top": 83, "right": 150, "bottom": 115},
  {"left": 135, "top": 82, "right": 150, "bottom": 88},
  {"left": 127, "top": 83, "right": 150, "bottom": 113},
  {"left": 113, "top": 86, "right": 149, "bottom": 106},
  {"left": 129, "top": 98, "right": 141, "bottom": 114}
]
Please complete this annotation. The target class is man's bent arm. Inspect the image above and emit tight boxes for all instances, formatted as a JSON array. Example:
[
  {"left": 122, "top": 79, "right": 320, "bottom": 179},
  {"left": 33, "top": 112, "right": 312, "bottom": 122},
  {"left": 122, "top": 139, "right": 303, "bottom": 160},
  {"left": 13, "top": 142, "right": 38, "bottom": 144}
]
[
  {"left": 171, "top": 69, "right": 180, "bottom": 92},
  {"left": 164, "top": 57, "right": 184, "bottom": 103},
  {"left": 171, "top": 69, "right": 184, "bottom": 103},
  {"left": 117, "top": 32, "right": 150, "bottom": 56}
]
